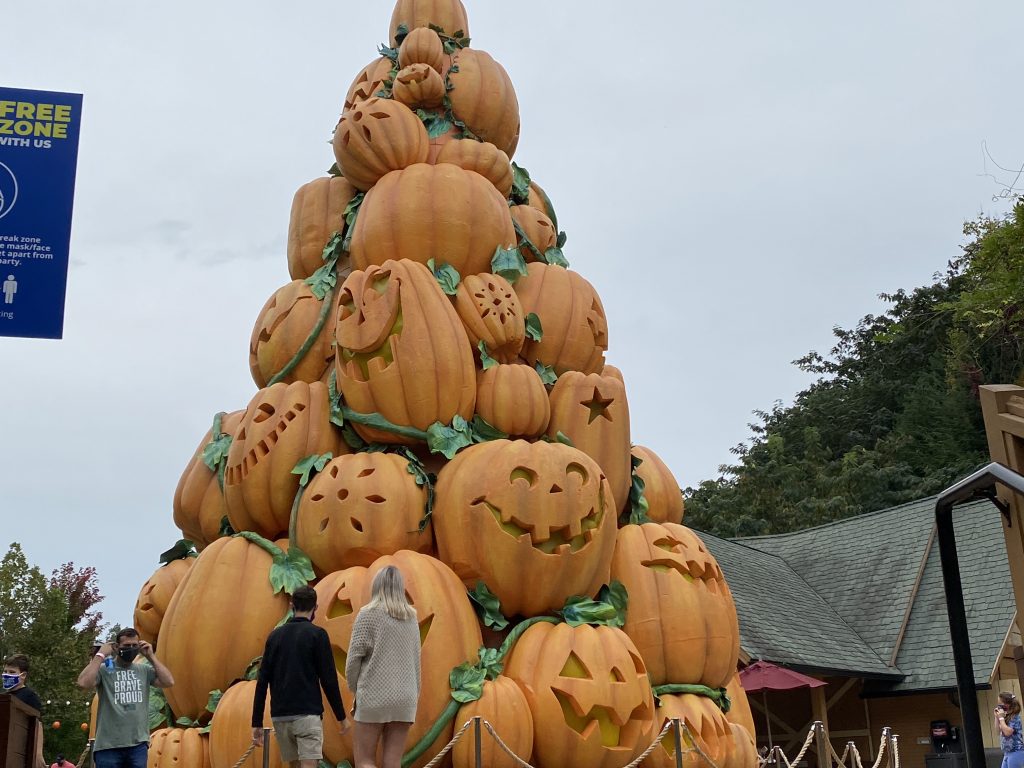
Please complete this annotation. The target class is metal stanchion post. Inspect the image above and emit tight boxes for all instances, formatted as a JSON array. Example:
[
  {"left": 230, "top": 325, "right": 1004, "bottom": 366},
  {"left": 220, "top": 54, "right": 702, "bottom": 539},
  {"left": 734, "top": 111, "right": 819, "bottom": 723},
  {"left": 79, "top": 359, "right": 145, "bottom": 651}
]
[
  {"left": 263, "top": 726, "right": 271, "bottom": 768},
  {"left": 673, "top": 718, "right": 684, "bottom": 768},
  {"left": 474, "top": 717, "right": 482, "bottom": 768}
]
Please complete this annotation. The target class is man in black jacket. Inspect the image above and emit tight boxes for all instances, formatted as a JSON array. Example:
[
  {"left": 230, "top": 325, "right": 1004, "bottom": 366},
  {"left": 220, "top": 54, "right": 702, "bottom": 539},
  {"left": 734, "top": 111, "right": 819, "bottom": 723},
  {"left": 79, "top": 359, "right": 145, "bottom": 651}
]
[{"left": 251, "top": 586, "right": 350, "bottom": 767}]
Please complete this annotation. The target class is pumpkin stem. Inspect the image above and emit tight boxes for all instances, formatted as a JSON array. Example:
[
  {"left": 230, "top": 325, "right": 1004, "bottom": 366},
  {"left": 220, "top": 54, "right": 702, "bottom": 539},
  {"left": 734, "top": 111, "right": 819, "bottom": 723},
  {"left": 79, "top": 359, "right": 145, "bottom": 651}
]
[
  {"left": 400, "top": 698, "right": 459, "bottom": 768},
  {"left": 234, "top": 531, "right": 285, "bottom": 560},
  {"left": 651, "top": 684, "right": 732, "bottom": 713},
  {"left": 495, "top": 616, "right": 559, "bottom": 662},
  {"left": 341, "top": 407, "right": 430, "bottom": 442}
]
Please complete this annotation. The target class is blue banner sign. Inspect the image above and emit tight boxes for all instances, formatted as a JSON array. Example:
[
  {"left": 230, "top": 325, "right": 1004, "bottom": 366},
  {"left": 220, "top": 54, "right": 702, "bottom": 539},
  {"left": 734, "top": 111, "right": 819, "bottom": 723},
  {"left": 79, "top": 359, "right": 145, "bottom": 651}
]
[{"left": 0, "top": 87, "right": 83, "bottom": 339}]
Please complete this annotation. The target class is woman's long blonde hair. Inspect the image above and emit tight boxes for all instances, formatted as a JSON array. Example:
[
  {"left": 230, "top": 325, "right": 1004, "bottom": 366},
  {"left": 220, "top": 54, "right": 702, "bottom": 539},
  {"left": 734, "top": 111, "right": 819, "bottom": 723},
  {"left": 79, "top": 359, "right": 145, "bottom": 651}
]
[{"left": 365, "top": 565, "right": 416, "bottom": 621}]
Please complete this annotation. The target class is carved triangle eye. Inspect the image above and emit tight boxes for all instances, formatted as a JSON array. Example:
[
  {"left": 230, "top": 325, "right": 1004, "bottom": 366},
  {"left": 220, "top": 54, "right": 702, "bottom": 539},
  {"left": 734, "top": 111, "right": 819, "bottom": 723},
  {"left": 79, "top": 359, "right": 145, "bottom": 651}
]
[{"left": 559, "top": 651, "right": 593, "bottom": 680}]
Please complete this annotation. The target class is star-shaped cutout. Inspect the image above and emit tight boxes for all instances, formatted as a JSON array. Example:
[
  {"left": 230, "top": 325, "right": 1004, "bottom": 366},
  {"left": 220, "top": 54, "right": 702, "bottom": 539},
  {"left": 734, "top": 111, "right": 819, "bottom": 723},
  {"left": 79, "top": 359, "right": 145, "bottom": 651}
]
[{"left": 581, "top": 387, "right": 615, "bottom": 424}]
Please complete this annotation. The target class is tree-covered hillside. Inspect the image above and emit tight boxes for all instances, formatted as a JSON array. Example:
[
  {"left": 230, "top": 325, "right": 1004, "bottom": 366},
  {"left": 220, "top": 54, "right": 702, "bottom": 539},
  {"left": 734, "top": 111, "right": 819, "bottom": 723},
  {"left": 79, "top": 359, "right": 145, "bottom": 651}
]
[{"left": 686, "top": 201, "right": 1024, "bottom": 537}]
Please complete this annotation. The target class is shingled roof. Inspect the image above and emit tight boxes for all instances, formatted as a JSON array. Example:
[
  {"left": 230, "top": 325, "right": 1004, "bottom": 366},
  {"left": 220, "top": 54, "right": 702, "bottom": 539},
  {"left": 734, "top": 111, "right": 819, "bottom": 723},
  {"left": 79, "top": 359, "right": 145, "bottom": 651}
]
[{"left": 700, "top": 495, "right": 1015, "bottom": 693}]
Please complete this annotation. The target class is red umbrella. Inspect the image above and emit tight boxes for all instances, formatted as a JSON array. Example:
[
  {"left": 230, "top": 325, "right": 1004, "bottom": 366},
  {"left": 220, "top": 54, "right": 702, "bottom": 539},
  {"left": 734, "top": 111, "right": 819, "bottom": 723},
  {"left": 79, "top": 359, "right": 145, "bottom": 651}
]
[{"left": 739, "top": 661, "right": 827, "bottom": 748}]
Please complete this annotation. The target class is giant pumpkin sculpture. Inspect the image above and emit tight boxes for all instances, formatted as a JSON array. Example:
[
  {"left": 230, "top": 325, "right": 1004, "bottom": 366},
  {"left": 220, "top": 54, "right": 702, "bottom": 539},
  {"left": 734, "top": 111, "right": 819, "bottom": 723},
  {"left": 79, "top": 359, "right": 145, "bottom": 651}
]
[{"left": 146, "top": 2, "right": 755, "bottom": 766}]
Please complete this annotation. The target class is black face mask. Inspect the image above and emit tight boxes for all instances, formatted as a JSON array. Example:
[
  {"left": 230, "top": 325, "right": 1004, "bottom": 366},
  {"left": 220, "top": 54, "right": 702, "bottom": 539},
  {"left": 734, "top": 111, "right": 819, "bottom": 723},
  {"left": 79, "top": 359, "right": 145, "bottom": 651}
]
[{"left": 118, "top": 647, "right": 140, "bottom": 663}]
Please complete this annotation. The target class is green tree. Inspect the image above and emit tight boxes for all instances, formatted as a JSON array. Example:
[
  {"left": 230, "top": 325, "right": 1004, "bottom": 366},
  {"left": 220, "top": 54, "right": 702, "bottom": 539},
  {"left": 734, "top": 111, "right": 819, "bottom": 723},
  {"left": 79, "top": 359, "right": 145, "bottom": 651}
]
[
  {"left": 686, "top": 201, "right": 1024, "bottom": 537},
  {"left": 0, "top": 543, "right": 105, "bottom": 763}
]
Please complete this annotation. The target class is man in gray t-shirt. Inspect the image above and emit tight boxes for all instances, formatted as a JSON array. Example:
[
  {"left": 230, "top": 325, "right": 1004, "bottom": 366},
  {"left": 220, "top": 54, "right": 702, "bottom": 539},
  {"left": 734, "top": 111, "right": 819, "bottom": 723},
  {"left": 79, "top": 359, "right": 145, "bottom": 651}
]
[{"left": 76, "top": 627, "right": 174, "bottom": 768}]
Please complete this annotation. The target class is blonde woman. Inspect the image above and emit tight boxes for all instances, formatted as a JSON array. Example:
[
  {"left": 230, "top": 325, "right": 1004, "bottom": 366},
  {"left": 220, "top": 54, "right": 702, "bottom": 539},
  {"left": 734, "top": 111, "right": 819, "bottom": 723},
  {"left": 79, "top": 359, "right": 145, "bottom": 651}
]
[{"left": 346, "top": 565, "right": 422, "bottom": 768}]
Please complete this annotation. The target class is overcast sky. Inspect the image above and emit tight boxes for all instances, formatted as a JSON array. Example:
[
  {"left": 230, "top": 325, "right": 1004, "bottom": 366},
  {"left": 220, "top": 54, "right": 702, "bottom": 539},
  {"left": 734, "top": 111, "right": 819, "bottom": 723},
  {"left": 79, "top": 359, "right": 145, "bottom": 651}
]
[{"left": 3, "top": 0, "right": 1022, "bottom": 625}]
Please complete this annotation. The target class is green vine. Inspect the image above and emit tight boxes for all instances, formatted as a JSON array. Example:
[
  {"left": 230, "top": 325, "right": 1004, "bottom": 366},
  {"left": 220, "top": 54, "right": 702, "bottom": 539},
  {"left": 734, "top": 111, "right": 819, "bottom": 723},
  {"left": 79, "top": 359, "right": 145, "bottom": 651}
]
[
  {"left": 201, "top": 412, "right": 233, "bottom": 492},
  {"left": 652, "top": 684, "right": 731, "bottom": 713}
]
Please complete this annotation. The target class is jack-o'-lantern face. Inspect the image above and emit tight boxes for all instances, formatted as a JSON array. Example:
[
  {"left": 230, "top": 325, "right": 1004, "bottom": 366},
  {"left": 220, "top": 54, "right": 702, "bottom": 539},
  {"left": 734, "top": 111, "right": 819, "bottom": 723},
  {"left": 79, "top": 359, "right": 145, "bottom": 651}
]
[
  {"left": 314, "top": 567, "right": 369, "bottom": 674},
  {"left": 223, "top": 381, "right": 341, "bottom": 539},
  {"left": 648, "top": 694, "right": 736, "bottom": 768},
  {"left": 434, "top": 439, "right": 617, "bottom": 617},
  {"left": 611, "top": 523, "right": 740, "bottom": 689},
  {"left": 133, "top": 558, "right": 193, "bottom": 646},
  {"left": 335, "top": 269, "right": 401, "bottom": 376},
  {"left": 344, "top": 57, "right": 394, "bottom": 112},
  {"left": 504, "top": 623, "right": 655, "bottom": 767},
  {"left": 296, "top": 453, "right": 433, "bottom": 573},
  {"left": 249, "top": 280, "right": 338, "bottom": 388},
  {"left": 471, "top": 461, "right": 601, "bottom": 554},
  {"left": 453, "top": 273, "right": 525, "bottom": 364},
  {"left": 333, "top": 260, "right": 476, "bottom": 444}
]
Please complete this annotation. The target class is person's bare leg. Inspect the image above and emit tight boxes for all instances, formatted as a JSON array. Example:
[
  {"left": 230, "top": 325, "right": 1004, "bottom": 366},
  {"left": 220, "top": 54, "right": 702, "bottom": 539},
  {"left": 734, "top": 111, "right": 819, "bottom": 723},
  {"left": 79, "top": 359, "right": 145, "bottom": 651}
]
[
  {"left": 381, "top": 722, "right": 413, "bottom": 768},
  {"left": 355, "top": 721, "right": 385, "bottom": 768}
]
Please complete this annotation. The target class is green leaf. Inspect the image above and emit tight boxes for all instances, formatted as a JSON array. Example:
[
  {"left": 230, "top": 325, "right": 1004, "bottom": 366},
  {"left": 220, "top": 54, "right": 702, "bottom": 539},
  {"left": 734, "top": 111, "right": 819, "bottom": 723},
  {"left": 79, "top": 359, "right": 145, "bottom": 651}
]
[
  {"left": 491, "top": 245, "right": 528, "bottom": 283},
  {"left": 469, "top": 415, "right": 508, "bottom": 443},
  {"left": 468, "top": 581, "right": 509, "bottom": 631},
  {"left": 394, "top": 23, "right": 410, "bottom": 46},
  {"left": 477, "top": 341, "right": 498, "bottom": 370},
  {"left": 305, "top": 262, "right": 338, "bottom": 300},
  {"left": 219, "top": 516, "right": 236, "bottom": 537},
  {"left": 426, "top": 416, "right": 474, "bottom": 460},
  {"left": 269, "top": 546, "right": 317, "bottom": 595},
  {"left": 525, "top": 312, "right": 543, "bottom": 342},
  {"left": 244, "top": 657, "right": 262, "bottom": 681},
  {"left": 628, "top": 453, "right": 652, "bottom": 525},
  {"left": 378, "top": 43, "right": 400, "bottom": 63},
  {"left": 477, "top": 647, "right": 503, "bottom": 680},
  {"left": 534, "top": 362, "right": 557, "bottom": 386},
  {"left": 415, "top": 109, "right": 453, "bottom": 139},
  {"left": 205, "top": 689, "right": 223, "bottom": 714},
  {"left": 176, "top": 716, "right": 197, "bottom": 728},
  {"left": 543, "top": 246, "right": 569, "bottom": 268},
  {"left": 429, "top": 260, "right": 461, "bottom": 295},
  {"left": 148, "top": 684, "right": 172, "bottom": 731},
  {"left": 341, "top": 192, "right": 365, "bottom": 251},
  {"left": 292, "top": 453, "right": 334, "bottom": 487},
  {"left": 510, "top": 162, "right": 531, "bottom": 204},
  {"left": 556, "top": 230, "right": 567, "bottom": 248},
  {"left": 158, "top": 539, "right": 197, "bottom": 565},
  {"left": 554, "top": 431, "right": 574, "bottom": 447},
  {"left": 341, "top": 424, "right": 368, "bottom": 450},
  {"left": 201, "top": 422, "right": 233, "bottom": 474},
  {"left": 327, "top": 163, "right": 343, "bottom": 178},
  {"left": 597, "top": 581, "right": 628, "bottom": 627},
  {"left": 559, "top": 581, "right": 628, "bottom": 627},
  {"left": 449, "top": 662, "right": 487, "bottom": 704}
]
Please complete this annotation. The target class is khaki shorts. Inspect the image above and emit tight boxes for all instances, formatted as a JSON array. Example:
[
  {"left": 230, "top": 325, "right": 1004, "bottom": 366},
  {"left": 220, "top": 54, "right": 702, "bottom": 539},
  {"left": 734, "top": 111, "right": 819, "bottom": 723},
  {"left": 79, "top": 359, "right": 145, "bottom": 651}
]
[{"left": 272, "top": 715, "right": 324, "bottom": 762}]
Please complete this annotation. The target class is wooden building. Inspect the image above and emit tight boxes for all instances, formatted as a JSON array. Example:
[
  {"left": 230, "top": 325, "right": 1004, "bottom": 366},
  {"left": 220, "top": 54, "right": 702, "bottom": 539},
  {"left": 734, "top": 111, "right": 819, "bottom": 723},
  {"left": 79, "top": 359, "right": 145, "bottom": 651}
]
[{"left": 702, "top": 494, "right": 1019, "bottom": 768}]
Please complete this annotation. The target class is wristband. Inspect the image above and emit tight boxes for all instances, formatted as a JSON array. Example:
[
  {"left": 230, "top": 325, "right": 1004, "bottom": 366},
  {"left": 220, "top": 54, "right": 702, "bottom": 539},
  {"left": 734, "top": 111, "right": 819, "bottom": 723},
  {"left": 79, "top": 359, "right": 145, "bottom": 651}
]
[{"left": 94, "top": 653, "right": 106, "bottom": 660}]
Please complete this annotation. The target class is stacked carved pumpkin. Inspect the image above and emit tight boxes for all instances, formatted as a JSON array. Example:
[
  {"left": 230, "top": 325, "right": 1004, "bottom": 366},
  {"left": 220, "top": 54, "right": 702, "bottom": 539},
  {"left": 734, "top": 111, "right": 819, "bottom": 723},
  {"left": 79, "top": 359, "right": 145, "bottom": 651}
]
[{"left": 131, "top": 1, "right": 758, "bottom": 767}]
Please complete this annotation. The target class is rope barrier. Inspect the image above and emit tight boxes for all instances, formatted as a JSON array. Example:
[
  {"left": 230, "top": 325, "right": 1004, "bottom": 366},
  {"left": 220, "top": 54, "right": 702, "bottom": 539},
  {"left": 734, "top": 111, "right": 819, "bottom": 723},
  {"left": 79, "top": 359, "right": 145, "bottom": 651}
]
[
  {"left": 74, "top": 739, "right": 93, "bottom": 768},
  {"left": 891, "top": 734, "right": 901, "bottom": 768},
  {"left": 482, "top": 719, "right": 538, "bottom": 768},
  {"left": 418, "top": 717, "right": 476, "bottom": 768},
  {"left": 231, "top": 743, "right": 257, "bottom": 768}
]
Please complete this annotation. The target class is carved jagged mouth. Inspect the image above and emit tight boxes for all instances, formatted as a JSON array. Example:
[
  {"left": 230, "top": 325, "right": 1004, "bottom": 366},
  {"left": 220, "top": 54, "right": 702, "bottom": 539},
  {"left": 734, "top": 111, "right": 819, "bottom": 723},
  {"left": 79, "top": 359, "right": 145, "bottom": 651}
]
[
  {"left": 225, "top": 403, "right": 307, "bottom": 486},
  {"left": 552, "top": 690, "right": 648, "bottom": 747},
  {"left": 471, "top": 498, "right": 601, "bottom": 553},
  {"left": 642, "top": 538, "right": 723, "bottom": 593}
]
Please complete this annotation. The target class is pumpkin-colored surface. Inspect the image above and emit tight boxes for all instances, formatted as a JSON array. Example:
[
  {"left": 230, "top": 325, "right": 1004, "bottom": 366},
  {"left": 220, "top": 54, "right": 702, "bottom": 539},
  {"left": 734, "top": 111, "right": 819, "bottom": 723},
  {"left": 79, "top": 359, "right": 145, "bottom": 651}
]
[
  {"left": 434, "top": 439, "right": 616, "bottom": 617},
  {"left": 344, "top": 56, "right": 395, "bottom": 113},
  {"left": 510, "top": 205, "right": 556, "bottom": 262},
  {"left": 448, "top": 49, "right": 520, "bottom": 158},
  {"left": 527, "top": 179, "right": 559, "bottom": 232},
  {"left": 296, "top": 452, "right": 434, "bottom": 573},
  {"left": 724, "top": 674, "right": 756, "bottom": 741},
  {"left": 160, "top": 536, "right": 289, "bottom": 719},
  {"left": 224, "top": 381, "right": 344, "bottom": 539},
  {"left": 435, "top": 140, "right": 513, "bottom": 197},
  {"left": 210, "top": 680, "right": 286, "bottom": 768},
  {"left": 333, "top": 98, "right": 430, "bottom": 192},
  {"left": 133, "top": 558, "right": 193, "bottom": 647},
  {"left": 644, "top": 693, "right": 738, "bottom": 768},
  {"left": 505, "top": 622, "right": 656, "bottom": 768},
  {"left": 398, "top": 27, "right": 445, "bottom": 72},
  {"left": 287, "top": 176, "right": 357, "bottom": 281},
  {"left": 249, "top": 280, "right": 339, "bottom": 389},
  {"left": 611, "top": 523, "right": 740, "bottom": 688},
  {"left": 602, "top": 364, "right": 625, "bottom": 384},
  {"left": 394, "top": 64, "right": 446, "bottom": 109},
  {"left": 516, "top": 263, "right": 609, "bottom": 376},
  {"left": 475, "top": 364, "right": 550, "bottom": 438},
  {"left": 173, "top": 410, "right": 244, "bottom": 550},
  {"left": 453, "top": 272, "right": 525, "bottom": 363},
  {"left": 334, "top": 259, "right": 476, "bottom": 443},
  {"left": 350, "top": 163, "right": 515, "bottom": 277},
  {"left": 632, "top": 445, "right": 684, "bottom": 525},
  {"left": 547, "top": 371, "right": 632, "bottom": 515},
  {"left": 390, "top": 0, "right": 469, "bottom": 46},
  {"left": 364, "top": 551, "right": 482, "bottom": 768},
  {"left": 148, "top": 728, "right": 210, "bottom": 768},
  {"left": 312, "top": 568, "right": 366, "bottom": 763},
  {"left": 453, "top": 676, "right": 534, "bottom": 768},
  {"left": 730, "top": 724, "right": 758, "bottom": 768}
]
